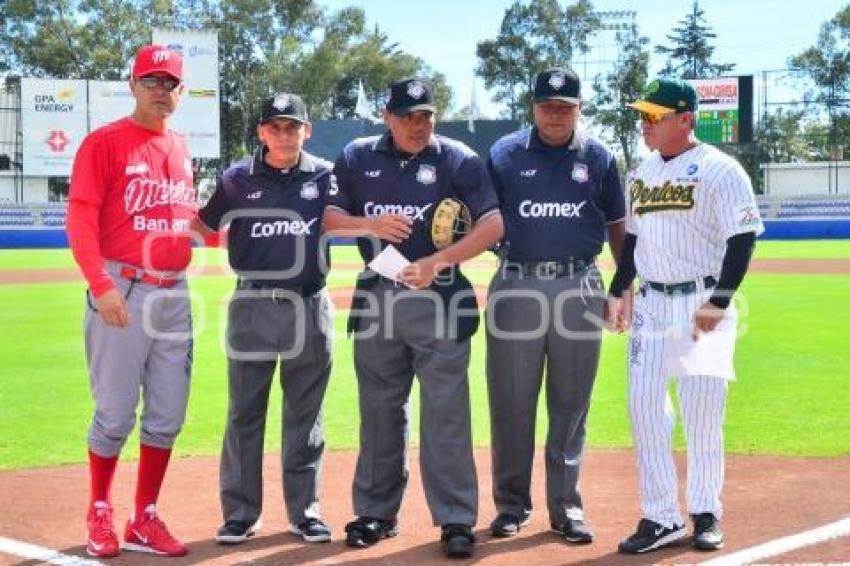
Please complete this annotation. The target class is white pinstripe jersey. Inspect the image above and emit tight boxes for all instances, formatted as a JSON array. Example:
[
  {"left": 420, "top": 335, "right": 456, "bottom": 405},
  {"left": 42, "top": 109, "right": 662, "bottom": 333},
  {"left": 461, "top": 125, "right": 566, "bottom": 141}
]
[{"left": 625, "top": 143, "right": 764, "bottom": 283}]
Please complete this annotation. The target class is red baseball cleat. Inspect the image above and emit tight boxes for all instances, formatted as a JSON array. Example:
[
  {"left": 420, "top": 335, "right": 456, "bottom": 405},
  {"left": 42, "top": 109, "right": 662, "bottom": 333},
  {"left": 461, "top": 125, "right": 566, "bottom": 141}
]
[
  {"left": 86, "top": 500, "right": 120, "bottom": 558},
  {"left": 123, "top": 504, "right": 187, "bottom": 557}
]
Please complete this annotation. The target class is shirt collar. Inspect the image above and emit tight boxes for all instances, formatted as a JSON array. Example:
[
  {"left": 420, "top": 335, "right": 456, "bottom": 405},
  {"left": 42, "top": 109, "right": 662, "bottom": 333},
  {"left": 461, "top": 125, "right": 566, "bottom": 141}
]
[
  {"left": 526, "top": 127, "right": 583, "bottom": 153},
  {"left": 249, "top": 147, "right": 316, "bottom": 176},
  {"left": 373, "top": 132, "right": 441, "bottom": 156}
]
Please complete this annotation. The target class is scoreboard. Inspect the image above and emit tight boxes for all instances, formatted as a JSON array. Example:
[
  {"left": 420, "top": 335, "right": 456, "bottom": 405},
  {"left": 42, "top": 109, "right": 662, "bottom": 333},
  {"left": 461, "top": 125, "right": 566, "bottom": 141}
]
[{"left": 689, "top": 76, "right": 753, "bottom": 144}]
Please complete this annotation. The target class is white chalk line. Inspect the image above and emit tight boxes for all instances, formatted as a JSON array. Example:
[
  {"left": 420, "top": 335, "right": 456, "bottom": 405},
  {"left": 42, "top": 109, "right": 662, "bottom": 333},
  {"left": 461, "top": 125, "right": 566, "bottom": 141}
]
[
  {"left": 0, "top": 536, "right": 103, "bottom": 565},
  {"left": 698, "top": 516, "right": 850, "bottom": 566}
]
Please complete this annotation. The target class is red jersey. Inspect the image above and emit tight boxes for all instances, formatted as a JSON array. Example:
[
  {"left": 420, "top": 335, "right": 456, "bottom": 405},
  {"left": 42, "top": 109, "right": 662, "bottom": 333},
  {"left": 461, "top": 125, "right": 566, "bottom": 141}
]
[{"left": 67, "top": 117, "right": 196, "bottom": 296}]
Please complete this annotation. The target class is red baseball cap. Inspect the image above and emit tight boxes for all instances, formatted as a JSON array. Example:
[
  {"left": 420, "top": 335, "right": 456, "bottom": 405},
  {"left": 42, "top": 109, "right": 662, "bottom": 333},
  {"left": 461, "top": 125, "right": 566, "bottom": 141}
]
[{"left": 131, "top": 44, "right": 183, "bottom": 81}]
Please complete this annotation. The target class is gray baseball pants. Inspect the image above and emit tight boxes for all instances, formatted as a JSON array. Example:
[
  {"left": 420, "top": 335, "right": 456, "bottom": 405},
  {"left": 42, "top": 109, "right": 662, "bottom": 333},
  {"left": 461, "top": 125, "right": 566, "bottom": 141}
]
[
  {"left": 486, "top": 265, "right": 605, "bottom": 526},
  {"left": 351, "top": 279, "right": 478, "bottom": 527},
  {"left": 85, "top": 264, "right": 192, "bottom": 457},
  {"left": 219, "top": 287, "right": 333, "bottom": 527}
]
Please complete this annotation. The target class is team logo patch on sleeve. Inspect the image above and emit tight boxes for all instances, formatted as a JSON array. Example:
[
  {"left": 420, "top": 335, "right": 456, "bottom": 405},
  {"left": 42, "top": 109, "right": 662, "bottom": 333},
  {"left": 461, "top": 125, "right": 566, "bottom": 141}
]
[
  {"left": 734, "top": 203, "right": 761, "bottom": 228},
  {"left": 416, "top": 164, "right": 437, "bottom": 185},
  {"left": 300, "top": 181, "right": 319, "bottom": 200},
  {"left": 571, "top": 163, "right": 589, "bottom": 183}
]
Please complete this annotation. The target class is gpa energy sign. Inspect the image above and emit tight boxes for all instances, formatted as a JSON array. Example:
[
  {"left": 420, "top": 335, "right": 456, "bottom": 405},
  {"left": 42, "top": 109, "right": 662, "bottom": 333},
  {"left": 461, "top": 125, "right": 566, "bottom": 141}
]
[
  {"left": 689, "top": 76, "right": 753, "bottom": 145},
  {"left": 21, "top": 79, "right": 88, "bottom": 176}
]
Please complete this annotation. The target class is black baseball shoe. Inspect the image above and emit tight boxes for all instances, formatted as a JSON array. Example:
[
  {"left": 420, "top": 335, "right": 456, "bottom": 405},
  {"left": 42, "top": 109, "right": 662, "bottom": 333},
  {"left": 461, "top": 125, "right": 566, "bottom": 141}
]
[
  {"left": 441, "top": 524, "right": 475, "bottom": 558},
  {"left": 215, "top": 518, "right": 262, "bottom": 545},
  {"left": 490, "top": 510, "right": 531, "bottom": 537},
  {"left": 344, "top": 516, "right": 398, "bottom": 548},
  {"left": 551, "top": 518, "right": 594, "bottom": 544},
  {"left": 618, "top": 518, "right": 686, "bottom": 554},
  {"left": 290, "top": 517, "right": 332, "bottom": 543},
  {"left": 692, "top": 513, "right": 724, "bottom": 551}
]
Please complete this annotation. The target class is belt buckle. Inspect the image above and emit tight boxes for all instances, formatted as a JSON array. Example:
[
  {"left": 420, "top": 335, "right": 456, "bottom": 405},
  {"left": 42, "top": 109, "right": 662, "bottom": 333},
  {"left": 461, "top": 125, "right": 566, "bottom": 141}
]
[
  {"left": 669, "top": 281, "right": 695, "bottom": 296},
  {"left": 536, "top": 261, "right": 559, "bottom": 278},
  {"left": 147, "top": 273, "right": 165, "bottom": 286}
]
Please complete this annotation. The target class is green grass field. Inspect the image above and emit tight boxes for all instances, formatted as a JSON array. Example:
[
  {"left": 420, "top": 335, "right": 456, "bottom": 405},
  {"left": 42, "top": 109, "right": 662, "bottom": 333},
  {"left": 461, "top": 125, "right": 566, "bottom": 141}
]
[{"left": 0, "top": 243, "right": 848, "bottom": 469}]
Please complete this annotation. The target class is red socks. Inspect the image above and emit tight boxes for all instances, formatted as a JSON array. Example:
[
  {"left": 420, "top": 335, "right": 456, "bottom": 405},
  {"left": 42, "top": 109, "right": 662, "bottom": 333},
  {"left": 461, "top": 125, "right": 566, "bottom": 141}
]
[
  {"left": 88, "top": 449, "right": 119, "bottom": 505},
  {"left": 88, "top": 444, "right": 172, "bottom": 519},
  {"left": 134, "top": 444, "right": 173, "bottom": 521}
]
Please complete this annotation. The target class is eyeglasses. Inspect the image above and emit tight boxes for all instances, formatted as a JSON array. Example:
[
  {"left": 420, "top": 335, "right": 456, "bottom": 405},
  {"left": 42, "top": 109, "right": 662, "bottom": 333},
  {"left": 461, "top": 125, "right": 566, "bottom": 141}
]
[
  {"left": 137, "top": 76, "right": 181, "bottom": 92},
  {"left": 638, "top": 111, "right": 675, "bottom": 125}
]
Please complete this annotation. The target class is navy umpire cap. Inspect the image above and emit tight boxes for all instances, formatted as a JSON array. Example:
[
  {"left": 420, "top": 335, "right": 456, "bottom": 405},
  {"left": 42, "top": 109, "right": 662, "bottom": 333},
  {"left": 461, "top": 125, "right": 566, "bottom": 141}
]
[
  {"left": 260, "top": 92, "right": 309, "bottom": 124},
  {"left": 386, "top": 78, "right": 436, "bottom": 115},
  {"left": 533, "top": 67, "right": 581, "bottom": 105}
]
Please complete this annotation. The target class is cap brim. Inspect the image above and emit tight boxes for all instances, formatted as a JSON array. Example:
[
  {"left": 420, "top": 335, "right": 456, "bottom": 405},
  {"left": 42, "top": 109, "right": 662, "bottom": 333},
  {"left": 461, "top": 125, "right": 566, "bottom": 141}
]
[
  {"left": 627, "top": 100, "right": 676, "bottom": 115},
  {"left": 534, "top": 96, "right": 581, "bottom": 105},
  {"left": 135, "top": 70, "right": 182, "bottom": 81},
  {"left": 392, "top": 104, "right": 436, "bottom": 116},
  {"left": 261, "top": 114, "right": 308, "bottom": 124}
]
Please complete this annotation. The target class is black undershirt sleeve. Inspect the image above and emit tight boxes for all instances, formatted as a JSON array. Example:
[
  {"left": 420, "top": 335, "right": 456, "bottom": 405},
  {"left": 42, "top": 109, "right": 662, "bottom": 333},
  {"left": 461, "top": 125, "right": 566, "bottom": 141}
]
[
  {"left": 608, "top": 232, "right": 637, "bottom": 298},
  {"left": 708, "top": 231, "right": 757, "bottom": 309}
]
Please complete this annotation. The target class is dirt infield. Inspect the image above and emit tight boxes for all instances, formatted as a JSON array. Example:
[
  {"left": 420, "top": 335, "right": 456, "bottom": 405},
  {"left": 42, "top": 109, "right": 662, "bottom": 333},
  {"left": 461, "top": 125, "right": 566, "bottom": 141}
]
[{"left": 0, "top": 449, "right": 848, "bottom": 565}]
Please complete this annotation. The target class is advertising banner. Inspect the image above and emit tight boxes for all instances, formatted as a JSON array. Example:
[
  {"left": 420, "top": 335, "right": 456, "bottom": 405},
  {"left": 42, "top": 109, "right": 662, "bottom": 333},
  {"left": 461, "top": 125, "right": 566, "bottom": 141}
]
[
  {"left": 21, "top": 79, "right": 88, "bottom": 176},
  {"left": 88, "top": 80, "right": 135, "bottom": 131},
  {"left": 153, "top": 29, "right": 220, "bottom": 158}
]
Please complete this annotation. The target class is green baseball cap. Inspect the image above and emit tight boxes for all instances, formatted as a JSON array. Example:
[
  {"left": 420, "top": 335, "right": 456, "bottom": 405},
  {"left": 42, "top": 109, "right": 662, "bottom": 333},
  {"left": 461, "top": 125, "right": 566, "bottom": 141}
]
[{"left": 628, "top": 78, "right": 698, "bottom": 115}]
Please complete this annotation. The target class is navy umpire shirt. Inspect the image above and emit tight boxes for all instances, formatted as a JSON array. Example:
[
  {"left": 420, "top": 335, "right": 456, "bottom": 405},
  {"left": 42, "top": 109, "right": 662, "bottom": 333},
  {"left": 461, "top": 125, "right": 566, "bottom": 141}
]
[
  {"left": 198, "top": 149, "right": 332, "bottom": 287},
  {"left": 328, "top": 132, "right": 499, "bottom": 264},
  {"left": 487, "top": 128, "right": 625, "bottom": 262}
]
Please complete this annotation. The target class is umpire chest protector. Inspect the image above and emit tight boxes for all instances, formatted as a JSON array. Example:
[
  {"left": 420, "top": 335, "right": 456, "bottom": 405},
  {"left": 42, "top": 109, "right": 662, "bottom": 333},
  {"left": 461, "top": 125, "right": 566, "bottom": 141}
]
[{"left": 488, "top": 128, "right": 625, "bottom": 262}]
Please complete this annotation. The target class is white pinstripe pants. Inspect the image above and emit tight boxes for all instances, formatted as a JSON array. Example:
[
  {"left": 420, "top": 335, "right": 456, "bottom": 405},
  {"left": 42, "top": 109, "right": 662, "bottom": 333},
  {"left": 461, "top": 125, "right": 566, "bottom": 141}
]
[{"left": 627, "top": 283, "right": 734, "bottom": 528}]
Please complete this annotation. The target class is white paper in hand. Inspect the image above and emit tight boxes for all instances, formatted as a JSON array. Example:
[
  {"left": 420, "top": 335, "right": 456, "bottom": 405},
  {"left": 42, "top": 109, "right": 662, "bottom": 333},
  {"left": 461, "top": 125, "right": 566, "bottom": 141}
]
[
  {"left": 665, "top": 317, "right": 737, "bottom": 380},
  {"left": 368, "top": 245, "right": 411, "bottom": 283}
]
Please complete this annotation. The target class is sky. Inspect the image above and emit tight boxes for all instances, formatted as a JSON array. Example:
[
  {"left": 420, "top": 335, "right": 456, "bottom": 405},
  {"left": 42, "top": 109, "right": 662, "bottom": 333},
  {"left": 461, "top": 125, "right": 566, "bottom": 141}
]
[{"left": 319, "top": 0, "right": 843, "bottom": 117}]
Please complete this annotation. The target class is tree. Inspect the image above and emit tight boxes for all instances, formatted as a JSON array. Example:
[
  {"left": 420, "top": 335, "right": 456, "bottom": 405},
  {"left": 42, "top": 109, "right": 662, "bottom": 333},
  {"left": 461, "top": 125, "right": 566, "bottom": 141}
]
[
  {"left": 0, "top": 0, "right": 214, "bottom": 80},
  {"left": 1, "top": 1, "right": 454, "bottom": 170},
  {"left": 215, "top": 0, "right": 324, "bottom": 161},
  {"left": 654, "top": 1, "right": 735, "bottom": 79},
  {"left": 789, "top": 4, "right": 850, "bottom": 157},
  {"left": 309, "top": 22, "right": 453, "bottom": 122},
  {"left": 584, "top": 24, "right": 649, "bottom": 170},
  {"left": 475, "top": 0, "right": 600, "bottom": 122}
]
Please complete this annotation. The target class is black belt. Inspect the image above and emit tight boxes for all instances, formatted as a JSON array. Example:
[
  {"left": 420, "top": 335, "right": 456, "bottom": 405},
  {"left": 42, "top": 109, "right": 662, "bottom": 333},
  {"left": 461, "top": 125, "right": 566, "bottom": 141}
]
[
  {"left": 503, "top": 258, "right": 595, "bottom": 278},
  {"left": 236, "top": 279, "right": 324, "bottom": 300},
  {"left": 645, "top": 276, "right": 717, "bottom": 296}
]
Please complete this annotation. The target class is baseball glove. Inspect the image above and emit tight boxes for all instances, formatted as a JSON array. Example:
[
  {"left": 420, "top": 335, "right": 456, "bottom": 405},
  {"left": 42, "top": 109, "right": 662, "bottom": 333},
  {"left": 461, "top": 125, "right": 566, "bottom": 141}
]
[{"left": 431, "top": 197, "right": 472, "bottom": 249}]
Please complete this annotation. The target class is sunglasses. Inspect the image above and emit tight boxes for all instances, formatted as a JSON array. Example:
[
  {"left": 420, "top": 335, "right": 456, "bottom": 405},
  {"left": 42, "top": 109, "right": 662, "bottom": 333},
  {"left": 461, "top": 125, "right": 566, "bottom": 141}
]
[
  {"left": 638, "top": 111, "right": 678, "bottom": 125},
  {"left": 137, "top": 76, "right": 181, "bottom": 91}
]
